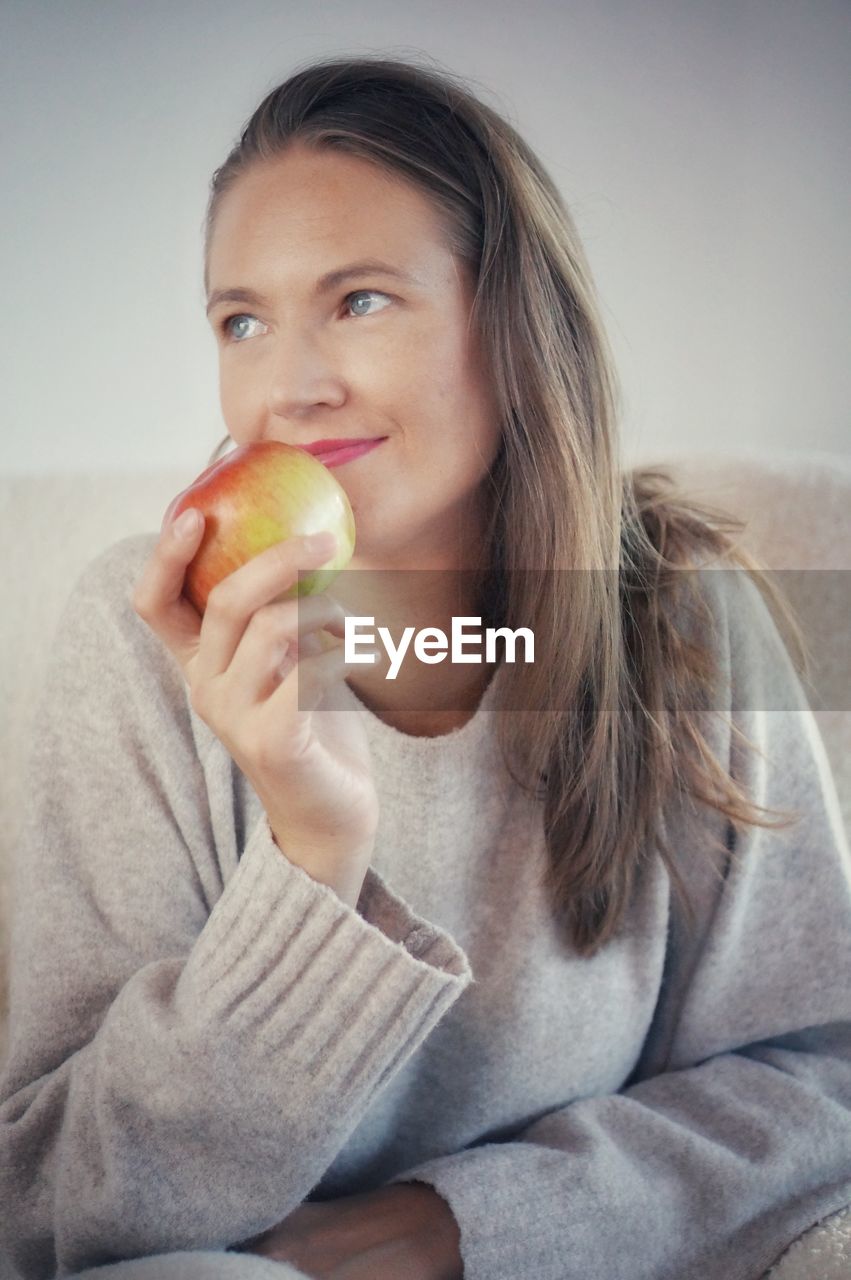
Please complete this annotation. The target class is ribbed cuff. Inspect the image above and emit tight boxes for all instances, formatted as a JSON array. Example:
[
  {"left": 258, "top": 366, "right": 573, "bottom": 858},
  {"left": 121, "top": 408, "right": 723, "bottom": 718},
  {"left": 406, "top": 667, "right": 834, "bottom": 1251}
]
[
  {"left": 356, "top": 863, "right": 474, "bottom": 974},
  {"left": 175, "top": 813, "right": 473, "bottom": 1104}
]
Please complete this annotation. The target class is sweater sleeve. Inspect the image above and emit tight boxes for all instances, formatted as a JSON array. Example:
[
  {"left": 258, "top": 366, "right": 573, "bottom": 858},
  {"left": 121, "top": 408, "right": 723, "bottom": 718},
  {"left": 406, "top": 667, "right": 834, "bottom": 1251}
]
[
  {"left": 0, "top": 536, "right": 472, "bottom": 1280},
  {"left": 386, "top": 569, "right": 851, "bottom": 1280}
]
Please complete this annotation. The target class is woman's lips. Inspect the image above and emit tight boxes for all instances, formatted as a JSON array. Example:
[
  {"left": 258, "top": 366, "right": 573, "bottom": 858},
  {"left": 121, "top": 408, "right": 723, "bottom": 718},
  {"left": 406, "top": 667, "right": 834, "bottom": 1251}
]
[{"left": 309, "top": 438, "right": 386, "bottom": 468}]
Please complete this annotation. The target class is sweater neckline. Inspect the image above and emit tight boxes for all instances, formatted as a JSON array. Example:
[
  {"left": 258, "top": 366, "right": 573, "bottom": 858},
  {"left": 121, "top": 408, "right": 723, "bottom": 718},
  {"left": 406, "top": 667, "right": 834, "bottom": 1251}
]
[{"left": 343, "top": 661, "right": 504, "bottom": 758}]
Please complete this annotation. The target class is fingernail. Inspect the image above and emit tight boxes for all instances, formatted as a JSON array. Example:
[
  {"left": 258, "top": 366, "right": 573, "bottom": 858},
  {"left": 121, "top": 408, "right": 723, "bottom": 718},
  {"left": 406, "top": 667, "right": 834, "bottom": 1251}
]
[
  {"left": 173, "top": 509, "right": 201, "bottom": 538},
  {"left": 304, "top": 532, "right": 336, "bottom": 555}
]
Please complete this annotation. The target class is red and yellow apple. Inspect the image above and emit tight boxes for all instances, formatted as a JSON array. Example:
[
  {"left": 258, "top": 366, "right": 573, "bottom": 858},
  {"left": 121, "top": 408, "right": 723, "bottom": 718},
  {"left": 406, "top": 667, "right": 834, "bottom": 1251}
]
[{"left": 162, "top": 441, "right": 356, "bottom": 614}]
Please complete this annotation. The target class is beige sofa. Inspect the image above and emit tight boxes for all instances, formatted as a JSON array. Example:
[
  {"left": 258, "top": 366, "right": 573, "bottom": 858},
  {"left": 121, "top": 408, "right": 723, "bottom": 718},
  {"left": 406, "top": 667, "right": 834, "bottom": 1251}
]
[{"left": 1, "top": 452, "right": 849, "bottom": 1278}]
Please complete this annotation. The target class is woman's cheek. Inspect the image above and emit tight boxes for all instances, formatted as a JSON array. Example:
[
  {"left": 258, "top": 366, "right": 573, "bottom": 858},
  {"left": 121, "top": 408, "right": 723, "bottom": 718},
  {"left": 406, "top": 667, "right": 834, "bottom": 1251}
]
[{"left": 220, "top": 365, "right": 259, "bottom": 437}]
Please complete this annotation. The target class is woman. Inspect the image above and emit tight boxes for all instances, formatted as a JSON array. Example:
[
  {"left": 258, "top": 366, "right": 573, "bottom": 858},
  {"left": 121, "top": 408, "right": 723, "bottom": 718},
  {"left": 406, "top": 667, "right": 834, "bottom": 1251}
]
[{"left": 1, "top": 55, "right": 849, "bottom": 1280}]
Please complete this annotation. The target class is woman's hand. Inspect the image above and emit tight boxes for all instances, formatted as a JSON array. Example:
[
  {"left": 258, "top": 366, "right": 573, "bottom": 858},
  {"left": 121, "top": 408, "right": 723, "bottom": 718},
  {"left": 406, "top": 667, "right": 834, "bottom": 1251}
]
[
  {"left": 132, "top": 508, "right": 379, "bottom": 908},
  {"left": 238, "top": 1183, "right": 463, "bottom": 1280}
]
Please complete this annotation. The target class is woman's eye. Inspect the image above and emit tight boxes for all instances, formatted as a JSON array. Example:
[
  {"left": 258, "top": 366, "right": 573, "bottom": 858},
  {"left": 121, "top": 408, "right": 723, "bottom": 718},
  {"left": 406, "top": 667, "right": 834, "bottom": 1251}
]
[
  {"left": 219, "top": 296, "right": 389, "bottom": 338},
  {"left": 223, "top": 314, "right": 266, "bottom": 342},
  {"left": 345, "top": 290, "right": 391, "bottom": 318}
]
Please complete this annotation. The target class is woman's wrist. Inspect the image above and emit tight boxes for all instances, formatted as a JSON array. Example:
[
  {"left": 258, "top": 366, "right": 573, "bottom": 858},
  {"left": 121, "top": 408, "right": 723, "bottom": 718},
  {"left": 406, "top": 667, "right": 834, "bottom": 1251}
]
[{"left": 267, "top": 818, "right": 376, "bottom": 909}]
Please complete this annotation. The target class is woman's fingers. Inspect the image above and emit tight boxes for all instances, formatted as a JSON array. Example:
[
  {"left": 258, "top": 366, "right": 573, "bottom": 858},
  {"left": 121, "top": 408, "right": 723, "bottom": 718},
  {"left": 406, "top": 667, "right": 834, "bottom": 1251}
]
[
  {"left": 273, "top": 637, "right": 371, "bottom": 717},
  {"left": 222, "top": 593, "right": 350, "bottom": 704},
  {"left": 131, "top": 509, "right": 207, "bottom": 673},
  {"left": 195, "top": 532, "right": 337, "bottom": 680}
]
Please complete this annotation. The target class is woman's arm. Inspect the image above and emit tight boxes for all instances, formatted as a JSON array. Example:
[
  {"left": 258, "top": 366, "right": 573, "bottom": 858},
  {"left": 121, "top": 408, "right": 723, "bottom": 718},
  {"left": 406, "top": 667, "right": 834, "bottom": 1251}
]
[
  {"left": 0, "top": 535, "right": 472, "bottom": 1279},
  {"left": 375, "top": 571, "right": 851, "bottom": 1280}
]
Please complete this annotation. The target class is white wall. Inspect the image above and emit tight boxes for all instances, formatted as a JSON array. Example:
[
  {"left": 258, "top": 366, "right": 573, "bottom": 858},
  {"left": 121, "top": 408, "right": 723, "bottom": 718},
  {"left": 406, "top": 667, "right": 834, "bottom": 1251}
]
[{"left": 2, "top": 0, "right": 849, "bottom": 476}]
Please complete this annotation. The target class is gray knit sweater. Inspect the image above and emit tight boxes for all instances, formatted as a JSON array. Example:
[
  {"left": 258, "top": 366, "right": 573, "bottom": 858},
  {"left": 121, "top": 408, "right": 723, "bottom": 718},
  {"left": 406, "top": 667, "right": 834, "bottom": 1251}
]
[{"left": 1, "top": 534, "right": 850, "bottom": 1280}]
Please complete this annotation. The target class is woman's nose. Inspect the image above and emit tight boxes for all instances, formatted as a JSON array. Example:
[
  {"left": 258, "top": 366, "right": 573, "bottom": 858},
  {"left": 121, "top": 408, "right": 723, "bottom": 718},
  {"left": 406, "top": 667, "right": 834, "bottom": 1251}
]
[{"left": 265, "top": 330, "right": 347, "bottom": 419}]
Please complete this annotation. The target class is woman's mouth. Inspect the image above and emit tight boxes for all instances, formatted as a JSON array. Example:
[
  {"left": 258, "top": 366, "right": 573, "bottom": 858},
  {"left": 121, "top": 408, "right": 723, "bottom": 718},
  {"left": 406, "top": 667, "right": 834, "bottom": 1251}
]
[{"left": 303, "top": 438, "right": 387, "bottom": 468}]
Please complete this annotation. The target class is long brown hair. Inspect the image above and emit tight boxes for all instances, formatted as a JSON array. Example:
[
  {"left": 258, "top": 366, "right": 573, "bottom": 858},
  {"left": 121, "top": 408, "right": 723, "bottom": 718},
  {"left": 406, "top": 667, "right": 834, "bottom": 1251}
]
[{"left": 202, "top": 55, "right": 808, "bottom": 956}]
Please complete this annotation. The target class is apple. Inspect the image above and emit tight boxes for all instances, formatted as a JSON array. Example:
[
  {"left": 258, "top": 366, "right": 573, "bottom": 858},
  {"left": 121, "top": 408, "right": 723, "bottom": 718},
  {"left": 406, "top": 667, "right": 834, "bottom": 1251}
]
[{"left": 162, "top": 440, "right": 356, "bottom": 614}]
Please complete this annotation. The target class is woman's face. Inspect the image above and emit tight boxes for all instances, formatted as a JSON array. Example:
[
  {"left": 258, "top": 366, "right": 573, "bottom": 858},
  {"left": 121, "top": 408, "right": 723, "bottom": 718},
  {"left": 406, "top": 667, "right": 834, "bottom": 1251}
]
[{"left": 205, "top": 143, "right": 502, "bottom": 570}]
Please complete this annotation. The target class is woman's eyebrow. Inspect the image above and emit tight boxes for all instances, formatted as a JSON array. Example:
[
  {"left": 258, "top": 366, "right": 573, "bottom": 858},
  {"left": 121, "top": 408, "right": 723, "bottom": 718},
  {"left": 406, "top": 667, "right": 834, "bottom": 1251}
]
[{"left": 205, "top": 261, "right": 419, "bottom": 315}]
